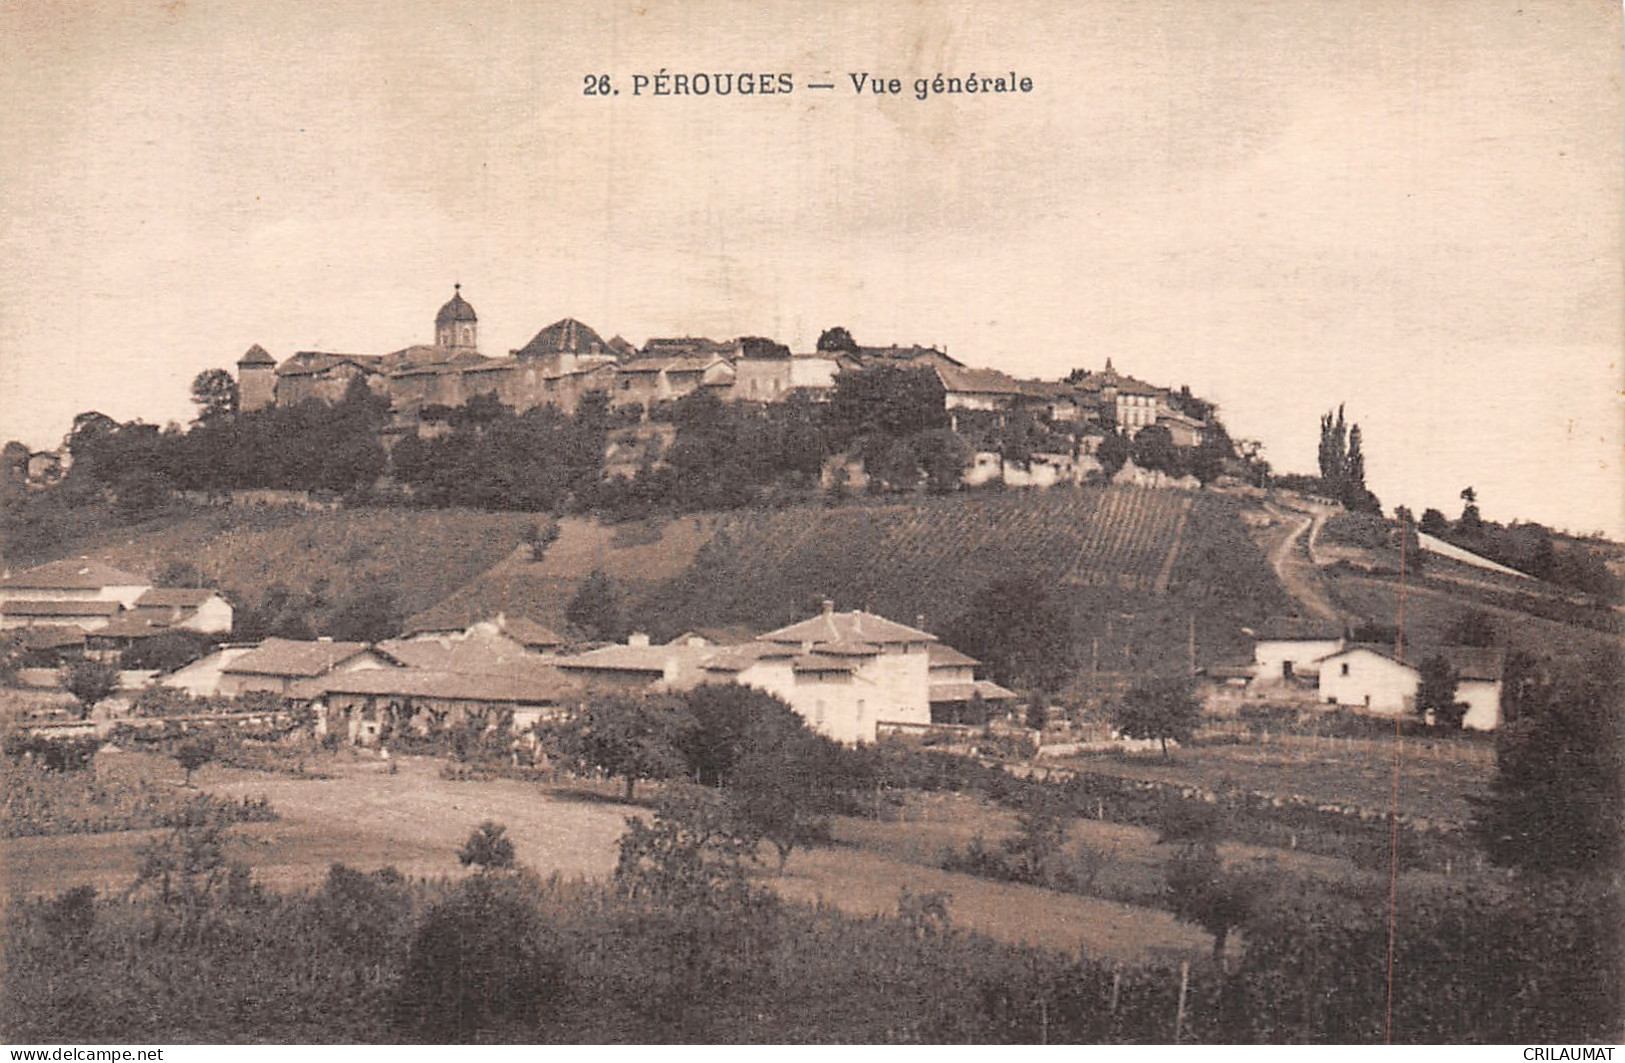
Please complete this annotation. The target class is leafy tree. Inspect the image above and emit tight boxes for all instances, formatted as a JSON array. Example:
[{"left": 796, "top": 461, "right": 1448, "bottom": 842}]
[
  {"left": 62, "top": 658, "right": 118, "bottom": 719},
  {"left": 1315, "top": 405, "right": 1378, "bottom": 510},
  {"left": 458, "top": 821, "right": 517, "bottom": 871},
  {"left": 393, "top": 874, "right": 563, "bottom": 1042},
  {"left": 1416, "top": 655, "right": 1465, "bottom": 729},
  {"left": 739, "top": 335, "right": 791, "bottom": 359},
  {"left": 613, "top": 784, "right": 762, "bottom": 908},
  {"left": 543, "top": 693, "right": 691, "bottom": 799},
  {"left": 1470, "top": 652, "right": 1625, "bottom": 874},
  {"left": 1130, "top": 423, "right": 1179, "bottom": 476},
  {"left": 120, "top": 630, "right": 213, "bottom": 672},
  {"left": 914, "top": 428, "right": 969, "bottom": 493},
  {"left": 997, "top": 410, "right": 1041, "bottom": 473},
  {"left": 826, "top": 365, "right": 947, "bottom": 449},
  {"left": 728, "top": 722, "right": 863, "bottom": 871},
  {"left": 324, "top": 589, "right": 400, "bottom": 643},
  {"left": 1419, "top": 507, "right": 1449, "bottom": 536},
  {"left": 1113, "top": 675, "right": 1201, "bottom": 757},
  {"left": 1458, "top": 486, "right": 1483, "bottom": 534},
  {"left": 1394, "top": 506, "right": 1425, "bottom": 575},
  {"left": 815, "top": 326, "right": 858, "bottom": 353},
  {"left": 1095, "top": 429, "right": 1132, "bottom": 478},
  {"left": 189, "top": 369, "right": 239, "bottom": 423},
  {"left": 175, "top": 740, "right": 214, "bottom": 787},
  {"left": 566, "top": 570, "right": 626, "bottom": 642},
  {"left": 1163, "top": 841, "right": 1265, "bottom": 962},
  {"left": 1024, "top": 698, "right": 1049, "bottom": 732},
  {"left": 946, "top": 574, "right": 1074, "bottom": 692},
  {"left": 1444, "top": 610, "right": 1496, "bottom": 648},
  {"left": 679, "top": 683, "right": 804, "bottom": 787}
]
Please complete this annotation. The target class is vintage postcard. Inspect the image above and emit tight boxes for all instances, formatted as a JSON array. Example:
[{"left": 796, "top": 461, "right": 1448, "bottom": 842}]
[{"left": 1, "top": 0, "right": 1620, "bottom": 1049}]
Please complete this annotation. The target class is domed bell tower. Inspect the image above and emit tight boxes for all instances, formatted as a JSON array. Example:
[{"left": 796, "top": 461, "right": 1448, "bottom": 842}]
[{"left": 435, "top": 284, "right": 478, "bottom": 353}]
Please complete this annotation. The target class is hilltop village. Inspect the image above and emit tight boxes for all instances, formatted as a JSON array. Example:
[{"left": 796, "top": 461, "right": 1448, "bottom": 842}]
[{"left": 233, "top": 285, "right": 1217, "bottom": 487}]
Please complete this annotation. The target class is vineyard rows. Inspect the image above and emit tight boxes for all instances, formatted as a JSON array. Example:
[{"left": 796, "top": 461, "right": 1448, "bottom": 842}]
[{"left": 657, "top": 486, "right": 1201, "bottom": 630}]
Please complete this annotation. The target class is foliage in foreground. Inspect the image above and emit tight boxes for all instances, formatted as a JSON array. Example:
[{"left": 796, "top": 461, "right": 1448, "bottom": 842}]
[
  {"left": 0, "top": 759, "right": 275, "bottom": 838},
  {"left": 3, "top": 833, "right": 1617, "bottom": 1045}
]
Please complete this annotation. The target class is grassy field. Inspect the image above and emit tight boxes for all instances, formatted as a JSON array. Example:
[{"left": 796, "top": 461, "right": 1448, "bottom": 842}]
[
  {"left": 9, "top": 505, "right": 540, "bottom": 623},
  {"left": 1326, "top": 571, "right": 1624, "bottom": 666},
  {"left": 0, "top": 751, "right": 1214, "bottom": 964},
  {"left": 1049, "top": 736, "right": 1493, "bottom": 827}
]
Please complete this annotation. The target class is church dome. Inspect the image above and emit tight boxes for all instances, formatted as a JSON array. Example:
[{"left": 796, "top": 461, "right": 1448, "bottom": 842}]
[{"left": 435, "top": 285, "right": 477, "bottom": 326}]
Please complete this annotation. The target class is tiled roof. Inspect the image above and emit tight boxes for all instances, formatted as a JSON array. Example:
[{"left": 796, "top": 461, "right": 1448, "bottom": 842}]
[
  {"left": 514, "top": 318, "right": 609, "bottom": 359},
  {"left": 277, "top": 352, "right": 385, "bottom": 378},
  {"left": 929, "top": 679, "right": 1017, "bottom": 702},
  {"left": 136, "top": 588, "right": 219, "bottom": 608},
  {"left": 375, "top": 633, "right": 555, "bottom": 678},
  {"left": 791, "top": 653, "right": 859, "bottom": 674},
  {"left": 3, "top": 599, "right": 123, "bottom": 617},
  {"left": 2, "top": 559, "right": 149, "bottom": 589},
  {"left": 758, "top": 608, "right": 937, "bottom": 647},
  {"left": 852, "top": 345, "right": 964, "bottom": 368},
  {"left": 700, "top": 643, "right": 798, "bottom": 673},
  {"left": 554, "top": 643, "right": 717, "bottom": 689},
  {"left": 501, "top": 616, "right": 564, "bottom": 649},
  {"left": 20, "top": 625, "right": 86, "bottom": 650},
  {"left": 89, "top": 617, "right": 171, "bottom": 639},
  {"left": 222, "top": 637, "right": 380, "bottom": 678},
  {"left": 934, "top": 364, "right": 1031, "bottom": 396},
  {"left": 1252, "top": 617, "right": 1345, "bottom": 642},
  {"left": 617, "top": 354, "right": 729, "bottom": 375},
  {"left": 237, "top": 343, "right": 276, "bottom": 366},
  {"left": 293, "top": 667, "right": 576, "bottom": 705},
  {"left": 927, "top": 644, "right": 979, "bottom": 668}
]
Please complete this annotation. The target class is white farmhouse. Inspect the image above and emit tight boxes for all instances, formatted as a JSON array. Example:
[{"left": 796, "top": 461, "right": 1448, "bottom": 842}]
[
  {"left": 1249, "top": 617, "right": 1346, "bottom": 685},
  {"left": 1317, "top": 644, "right": 1506, "bottom": 730}
]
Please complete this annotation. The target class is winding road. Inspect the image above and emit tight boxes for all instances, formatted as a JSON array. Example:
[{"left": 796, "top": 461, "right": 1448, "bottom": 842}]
[{"left": 1263, "top": 499, "right": 1342, "bottom": 621}]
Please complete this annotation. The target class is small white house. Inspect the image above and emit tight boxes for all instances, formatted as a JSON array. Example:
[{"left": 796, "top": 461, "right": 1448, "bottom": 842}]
[
  {"left": 1317, "top": 644, "right": 1506, "bottom": 730},
  {"left": 1250, "top": 617, "right": 1345, "bottom": 685}
]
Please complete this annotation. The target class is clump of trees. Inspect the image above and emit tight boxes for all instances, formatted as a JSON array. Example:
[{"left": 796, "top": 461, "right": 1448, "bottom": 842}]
[
  {"left": 946, "top": 575, "right": 1075, "bottom": 692},
  {"left": 1470, "top": 649, "right": 1624, "bottom": 874},
  {"left": 1315, "top": 404, "right": 1381, "bottom": 513}
]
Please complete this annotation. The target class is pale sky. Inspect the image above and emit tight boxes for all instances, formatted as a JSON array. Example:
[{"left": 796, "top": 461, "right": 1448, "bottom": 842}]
[{"left": 2, "top": 0, "right": 1620, "bottom": 535}]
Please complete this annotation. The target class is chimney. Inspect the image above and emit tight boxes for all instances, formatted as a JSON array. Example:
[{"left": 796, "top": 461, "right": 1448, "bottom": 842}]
[
  {"left": 916, "top": 614, "right": 927, "bottom": 631},
  {"left": 628, "top": 632, "right": 650, "bottom": 647},
  {"left": 821, "top": 599, "right": 834, "bottom": 617}
]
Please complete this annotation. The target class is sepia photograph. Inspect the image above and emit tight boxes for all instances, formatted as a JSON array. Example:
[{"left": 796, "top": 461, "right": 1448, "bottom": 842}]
[{"left": 0, "top": 0, "right": 1621, "bottom": 1048}]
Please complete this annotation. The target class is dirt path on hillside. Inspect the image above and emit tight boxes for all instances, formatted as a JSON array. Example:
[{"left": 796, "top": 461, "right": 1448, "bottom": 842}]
[{"left": 1263, "top": 501, "right": 1341, "bottom": 620}]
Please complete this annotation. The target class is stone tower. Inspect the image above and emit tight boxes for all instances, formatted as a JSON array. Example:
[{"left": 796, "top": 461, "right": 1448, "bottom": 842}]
[
  {"left": 236, "top": 343, "right": 277, "bottom": 411},
  {"left": 435, "top": 284, "right": 478, "bottom": 353}
]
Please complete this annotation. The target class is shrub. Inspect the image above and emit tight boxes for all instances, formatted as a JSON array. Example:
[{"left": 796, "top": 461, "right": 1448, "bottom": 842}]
[
  {"left": 458, "top": 821, "right": 516, "bottom": 871},
  {"left": 393, "top": 874, "right": 565, "bottom": 1042}
]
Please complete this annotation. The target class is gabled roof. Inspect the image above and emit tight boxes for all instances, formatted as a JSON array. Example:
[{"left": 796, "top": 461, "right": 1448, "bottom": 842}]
[
  {"left": 237, "top": 343, "right": 276, "bottom": 366},
  {"left": 934, "top": 364, "right": 1031, "bottom": 396},
  {"left": 1252, "top": 617, "right": 1345, "bottom": 642},
  {"left": 851, "top": 345, "right": 964, "bottom": 368},
  {"left": 617, "top": 353, "right": 730, "bottom": 375},
  {"left": 758, "top": 608, "right": 937, "bottom": 647},
  {"left": 136, "top": 588, "right": 221, "bottom": 608},
  {"left": 928, "top": 644, "right": 979, "bottom": 668},
  {"left": 222, "top": 637, "right": 383, "bottom": 678},
  {"left": 606, "top": 335, "right": 638, "bottom": 357},
  {"left": 375, "top": 632, "right": 557, "bottom": 678},
  {"left": 1321, "top": 643, "right": 1506, "bottom": 683},
  {"left": 2, "top": 559, "right": 149, "bottom": 590},
  {"left": 501, "top": 616, "right": 564, "bottom": 649},
  {"left": 3, "top": 599, "right": 123, "bottom": 617},
  {"left": 514, "top": 318, "right": 609, "bottom": 359},
  {"left": 700, "top": 642, "right": 798, "bottom": 673}
]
